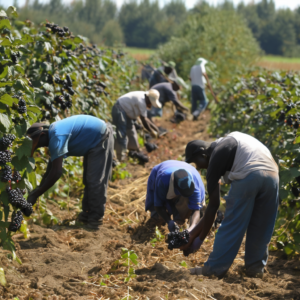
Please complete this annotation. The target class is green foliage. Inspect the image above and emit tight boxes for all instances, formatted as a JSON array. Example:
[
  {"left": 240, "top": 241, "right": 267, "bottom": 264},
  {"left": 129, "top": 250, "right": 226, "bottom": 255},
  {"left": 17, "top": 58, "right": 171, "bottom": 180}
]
[
  {"left": 100, "top": 20, "right": 124, "bottom": 47},
  {"left": 151, "top": 226, "right": 165, "bottom": 247},
  {"left": 158, "top": 8, "right": 260, "bottom": 82},
  {"left": 112, "top": 163, "right": 131, "bottom": 182},
  {"left": 209, "top": 68, "right": 300, "bottom": 255},
  {"left": 0, "top": 6, "right": 140, "bottom": 255}
]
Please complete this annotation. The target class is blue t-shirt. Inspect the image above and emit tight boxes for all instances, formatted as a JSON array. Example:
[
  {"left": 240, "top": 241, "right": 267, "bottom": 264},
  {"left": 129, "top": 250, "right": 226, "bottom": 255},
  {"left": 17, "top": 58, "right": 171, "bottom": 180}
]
[
  {"left": 145, "top": 160, "right": 205, "bottom": 211},
  {"left": 48, "top": 115, "right": 107, "bottom": 161}
]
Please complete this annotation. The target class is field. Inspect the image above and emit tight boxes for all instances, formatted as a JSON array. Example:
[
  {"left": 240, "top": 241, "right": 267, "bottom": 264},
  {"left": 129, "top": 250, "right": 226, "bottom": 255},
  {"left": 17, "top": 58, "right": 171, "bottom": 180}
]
[
  {"left": 123, "top": 47, "right": 300, "bottom": 71},
  {"left": 258, "top": 55, "right": 300, "bottom": 71},
  {"left": 0, "top": 108, "right": 299, "bottom": 300}
]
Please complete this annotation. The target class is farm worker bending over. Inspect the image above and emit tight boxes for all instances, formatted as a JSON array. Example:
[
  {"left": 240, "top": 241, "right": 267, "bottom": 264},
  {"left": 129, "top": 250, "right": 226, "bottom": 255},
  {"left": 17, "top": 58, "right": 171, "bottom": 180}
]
[
  {"left": 183, "top": 131, "right": 279, "bottom": 278},
  {"left": 190, "top": 58, "right": 217, "bottom": 120},
  {"left": 26, "top": 115, "right": 114, "bottom": 229},
  {"left": 148, "top": 82, "right": 189, "bottom": 118},
  {"left": 149, "top": 61, "right": 177, "bottom": 88},
  {"left": 145, "top": 160, "right": 205, "bottom": 232},
  {"left": 112, "top": 89, "right": 161, "bottom": 163}
]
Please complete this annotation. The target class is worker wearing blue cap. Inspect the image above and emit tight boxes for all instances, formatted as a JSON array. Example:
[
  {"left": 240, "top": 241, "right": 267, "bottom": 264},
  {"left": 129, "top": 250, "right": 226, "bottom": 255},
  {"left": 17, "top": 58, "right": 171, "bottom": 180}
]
[{"left": 145, "top": 160, "right": 205, "bottom": 231}]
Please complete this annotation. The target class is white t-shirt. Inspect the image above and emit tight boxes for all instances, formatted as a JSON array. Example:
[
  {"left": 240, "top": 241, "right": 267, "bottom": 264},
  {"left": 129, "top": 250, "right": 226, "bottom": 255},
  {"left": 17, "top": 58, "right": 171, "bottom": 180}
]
[
  {"left": 216, "top": 132, "right": 278, "bottom": 183},
  {"left": 118, "top": 91, "right": 148, "bottom": 120},
  {"left": 190, "top": 64, "right": 206, "bottom": 89}
]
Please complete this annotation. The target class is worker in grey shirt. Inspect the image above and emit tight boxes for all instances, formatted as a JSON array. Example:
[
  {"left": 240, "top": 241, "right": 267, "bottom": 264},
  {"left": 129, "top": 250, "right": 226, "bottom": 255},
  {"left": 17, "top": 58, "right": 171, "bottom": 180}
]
[
  {"left": 149, "top": 82, "right": 189, "bottom": 118},
  {"left": 190, "top": 58, "right": 218, "bottom": 120},
  {"left": 112, "top": 90, "right": 161, "bottom": 162}
]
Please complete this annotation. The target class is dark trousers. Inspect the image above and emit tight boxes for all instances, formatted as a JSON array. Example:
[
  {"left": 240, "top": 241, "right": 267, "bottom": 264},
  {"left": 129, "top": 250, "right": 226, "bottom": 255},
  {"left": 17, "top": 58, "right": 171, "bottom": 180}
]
[
  {"left": 82, "top": 124, "right": 114, "bottom": 222},
  {"left": 191, "top": 85, "right": 208, "bottom": 118}
]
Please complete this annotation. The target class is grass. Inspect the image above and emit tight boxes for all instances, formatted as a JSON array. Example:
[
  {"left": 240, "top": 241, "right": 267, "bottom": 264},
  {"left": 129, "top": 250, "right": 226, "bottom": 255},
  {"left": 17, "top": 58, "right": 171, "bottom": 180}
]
[
  {"left": 261, "top": 55, "right": 300, "bottom": 63},
  {"left": 123, "top": 47, "right": 156, "bottom": 55}
]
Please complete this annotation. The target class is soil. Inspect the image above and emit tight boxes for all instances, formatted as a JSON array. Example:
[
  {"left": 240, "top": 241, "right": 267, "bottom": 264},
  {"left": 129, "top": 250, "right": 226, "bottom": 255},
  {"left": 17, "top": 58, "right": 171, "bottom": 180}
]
[{"left": 1, "top": 108, "right": 300, "bottom": 300}]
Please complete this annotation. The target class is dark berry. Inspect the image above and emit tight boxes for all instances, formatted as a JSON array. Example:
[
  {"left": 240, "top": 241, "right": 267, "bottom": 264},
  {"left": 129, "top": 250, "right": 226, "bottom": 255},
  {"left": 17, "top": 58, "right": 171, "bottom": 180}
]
[
  {"left": 66, "top": 75, "right": 72, "bottom": 87},
  {"left": 0, "top": 151, "right": 11, "bottom": 164},
  {"left": 8, "top": 211, "right": 23, "bottom": 232},
  {"left": 1, "top": 165, "right": 13, "bottom": 182},
  {"left": 12, "top": 171, "right": 21, "bottom": 182}
]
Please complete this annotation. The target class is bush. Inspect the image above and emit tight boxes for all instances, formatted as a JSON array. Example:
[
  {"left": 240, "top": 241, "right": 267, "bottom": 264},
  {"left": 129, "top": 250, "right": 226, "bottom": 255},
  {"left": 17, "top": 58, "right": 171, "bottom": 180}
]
[{"left": 158, "top": 8, "right": 260, "bottom": 83}]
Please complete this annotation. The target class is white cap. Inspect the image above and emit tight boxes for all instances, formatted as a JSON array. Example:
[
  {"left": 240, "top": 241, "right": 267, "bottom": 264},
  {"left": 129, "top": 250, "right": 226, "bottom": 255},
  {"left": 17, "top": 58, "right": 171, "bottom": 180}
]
[{"left": 146, "top": 89, "right": 161, "bottom": 108}]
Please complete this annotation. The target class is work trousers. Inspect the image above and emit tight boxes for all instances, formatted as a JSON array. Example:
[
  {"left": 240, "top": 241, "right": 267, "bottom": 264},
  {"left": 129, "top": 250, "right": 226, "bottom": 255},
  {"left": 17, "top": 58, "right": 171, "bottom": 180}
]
[
  {"left": 111, "top": 102, "right": 139, "bottom": 161},
  {"left": 202, "top": 170, "right": 279, "bottom": 277},
  {"left": 82, "top": 123, "right": 114, "bottom": 222},
  {"left": 191, "top": 85, "right": 208, "bottom": 118}
]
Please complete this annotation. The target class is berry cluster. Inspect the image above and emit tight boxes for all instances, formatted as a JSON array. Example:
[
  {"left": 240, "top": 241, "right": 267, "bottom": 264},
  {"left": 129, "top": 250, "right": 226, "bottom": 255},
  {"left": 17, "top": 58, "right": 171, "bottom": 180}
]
[
  {"left": 6, "top": 187, "right": 33, "bottom": 217},
  {"left": 1, "top": 165, "right": 13, "bottom": 182},
  {"left": 46, "top": 23, "right": 70, "bottom": 38},
  {"left": 0, "top": 134, "right": 16, "bottom": 150},
  {"left": 167, "top": 229, "right": 190, "bottom": 250},
  {"left": 128, "top": 151, "right": 149, "bottom": 164},
  {"left": 8, "top": 211, "right": 23, "bottom": 232},
  {"left": 145, "top": 142, "right": 158, "bottom": 153},
  {"left": 10, "top": 51, "right": 21, "bottom": 64},
  {"left": 12, "top": 171, "right": 22, "bottom": 183},
  {"left": 53, "top": 74, "right": 74, "bottom": 109},
  {"left": 0, "top": 150, "right": 12, "bottom": 164},
  {"left": 17, "top": 98, "right": 27, "bottom": 114},
  {"left": 278, "top": 104, "right": 300, "bottom": 129}
]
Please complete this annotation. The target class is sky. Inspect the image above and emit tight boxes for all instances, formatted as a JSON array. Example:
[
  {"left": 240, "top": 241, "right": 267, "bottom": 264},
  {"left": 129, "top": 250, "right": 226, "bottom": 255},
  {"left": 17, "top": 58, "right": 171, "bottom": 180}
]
[{"left": 0, "top": 0, "right": 299, "bottom": 10}]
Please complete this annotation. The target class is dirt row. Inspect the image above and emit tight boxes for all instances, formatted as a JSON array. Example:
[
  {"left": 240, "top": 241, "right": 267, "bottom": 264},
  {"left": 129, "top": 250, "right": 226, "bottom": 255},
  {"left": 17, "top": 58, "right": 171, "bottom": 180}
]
[{"left": 0, "top": 110, "right": 300, "bottom": 300}]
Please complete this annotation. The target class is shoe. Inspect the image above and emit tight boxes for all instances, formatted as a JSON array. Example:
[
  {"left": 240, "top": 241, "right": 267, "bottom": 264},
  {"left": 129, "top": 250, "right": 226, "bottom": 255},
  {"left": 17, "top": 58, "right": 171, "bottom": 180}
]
[
  {"left": 86, "top": 219, "right": 103, "bottom": 230},
  {"left": 129, "top": 151, "right": 149, "bottom": 164},
  {"left": 245, "top": 270, "right": 264, "bottom": 279},
  {"left": 145, "top": 142, "right": 158, "bottom": 153},
  {"left": 77, "top": 211, "right": 88, "bottom": 223},
  {"left": 158, "top": 127, "right": 167, "bottom": 137},
  {"left": 190, "top": 267, "right": 203, "bottom": 275}
]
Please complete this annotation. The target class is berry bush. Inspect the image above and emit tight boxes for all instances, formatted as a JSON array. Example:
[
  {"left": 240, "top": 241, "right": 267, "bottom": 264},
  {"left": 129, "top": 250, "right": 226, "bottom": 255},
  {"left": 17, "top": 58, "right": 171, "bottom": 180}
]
[
  {"left": 210, "top": 69, "right": 300, "bottom": 256},
  {"left": 0, "top": 6, "right": 139, "bottom": 258}
]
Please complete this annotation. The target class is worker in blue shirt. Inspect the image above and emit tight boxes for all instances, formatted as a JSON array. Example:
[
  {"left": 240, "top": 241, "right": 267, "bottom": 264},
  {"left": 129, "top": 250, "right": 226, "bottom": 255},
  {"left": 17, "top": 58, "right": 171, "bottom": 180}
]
[
  {"left": 145, "top": 160, "right": 205, "bottom": 231},
  {"left": 26, "top": 115, "right": 114, "bottom": 229}
]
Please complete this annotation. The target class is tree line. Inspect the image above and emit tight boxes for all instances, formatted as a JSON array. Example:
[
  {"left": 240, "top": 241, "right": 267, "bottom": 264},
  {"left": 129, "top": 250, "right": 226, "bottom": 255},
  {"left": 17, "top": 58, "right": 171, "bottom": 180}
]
[{"left": 5, "top": 0, "right": 300, "bottom": 57}]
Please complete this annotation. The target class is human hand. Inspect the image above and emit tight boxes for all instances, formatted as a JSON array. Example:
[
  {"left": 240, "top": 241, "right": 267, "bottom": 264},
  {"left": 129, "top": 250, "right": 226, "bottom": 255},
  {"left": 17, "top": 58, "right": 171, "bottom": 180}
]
[{"left": 183, "top": 237, "right": 203, "bottom": 257}]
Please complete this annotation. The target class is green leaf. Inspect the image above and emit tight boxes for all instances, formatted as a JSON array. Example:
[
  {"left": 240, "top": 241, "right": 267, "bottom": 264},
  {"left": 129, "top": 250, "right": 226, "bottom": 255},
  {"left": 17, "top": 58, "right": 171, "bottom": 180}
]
[
  {"left": 180, "top": 261, "right": 188, "bottom": 268},
  {"left": 0, "top": 94, "right": 14, "bottom": 106},
  {"left": 15, "top": 119, "right": 28, "bottom": 137},
  {"left": 0, "top": 81, "right": 13, "bottom": 87},
  {"left": 0, "top": 10, "right": 7, "bottom": 18},
  {"left": 0, "top": 113, "right": 11, "bottom": 132},
  {"left": 14, "top": 64, "right": 25, "bottom": 75},
  {"left": 0, "top": 268, "right": 6, "bottom": 287},
  {"left": 284, "top": 243, "right": 295, "bottom": 256},
  {"left": 43, "top": 83, "right": 54, "bottom": 92},
  {"left": 15, "top": 137, "right": 32, "bottom": 160},
  {"left": 27, "top": 105, "right": 41, "bottom": 114},
  {"left": 100, "top": 280, "right": 106, "bottom": 286},
  {"left": 0, "top": 66, "right": 8, "bottom": 79},
  {"left": 44, "top": 42, "right": 52, "bottom": 52},
  {"left": 0, "top": 19, "right": 10, "bottom": 31},
  {"left": 6, "top": 6, "right": 18, "bottom": 18},
  {"left": 11, "top": 156, "right": 35, "bottom": 173}
]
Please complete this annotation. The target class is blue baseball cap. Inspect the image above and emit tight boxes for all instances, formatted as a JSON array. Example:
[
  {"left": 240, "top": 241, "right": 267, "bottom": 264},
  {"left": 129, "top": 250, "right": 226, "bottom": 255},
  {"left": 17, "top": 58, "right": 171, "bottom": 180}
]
[{"left": 174, "top": 169, "right": 195, "bottom": 197}]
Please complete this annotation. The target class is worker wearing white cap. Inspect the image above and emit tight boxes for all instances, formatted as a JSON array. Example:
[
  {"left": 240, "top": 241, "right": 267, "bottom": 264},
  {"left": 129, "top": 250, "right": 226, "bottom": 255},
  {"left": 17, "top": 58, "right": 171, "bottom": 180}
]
[
  {"left": 190, "top": 58, "right": 218, "bottom": 120},
  {"left": 112, "top": 89, "right": 161, "bottom": 162}
]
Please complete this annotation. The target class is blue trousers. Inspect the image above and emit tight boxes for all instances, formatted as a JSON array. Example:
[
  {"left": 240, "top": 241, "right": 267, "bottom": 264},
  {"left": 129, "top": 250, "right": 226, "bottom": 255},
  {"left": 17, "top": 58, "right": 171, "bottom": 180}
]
[
  {"left": 191, "top": 85, "right": 208, "bottom": 118},
  {"left": 203, "top": 170, "right": 279, "bottom": 277}
]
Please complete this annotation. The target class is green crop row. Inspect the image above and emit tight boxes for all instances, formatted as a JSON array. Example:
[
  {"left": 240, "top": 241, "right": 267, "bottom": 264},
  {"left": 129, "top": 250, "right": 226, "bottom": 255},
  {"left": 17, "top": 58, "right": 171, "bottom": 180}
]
[
  {"left": 209, "top": 68, "right": 300, "bottom": 256},
  {"left": 0, "top": 7, "right": 141, "bottom": 259}
]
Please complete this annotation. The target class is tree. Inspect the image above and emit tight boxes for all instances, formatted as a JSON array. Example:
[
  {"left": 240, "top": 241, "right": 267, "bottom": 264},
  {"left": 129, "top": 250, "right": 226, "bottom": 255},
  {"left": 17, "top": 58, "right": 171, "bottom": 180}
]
[{"left": 100, "top": 19, "right": 124, "bottom": 46}]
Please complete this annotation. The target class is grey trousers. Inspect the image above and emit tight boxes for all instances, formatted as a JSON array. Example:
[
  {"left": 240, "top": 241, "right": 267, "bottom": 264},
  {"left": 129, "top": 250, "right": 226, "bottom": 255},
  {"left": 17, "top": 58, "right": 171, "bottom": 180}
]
[
  {"left": 112, "top": 102, "right": 139, "bottom": 161},
  {"left": 82, "top": 124, "right": 114, "bottom": 222}
]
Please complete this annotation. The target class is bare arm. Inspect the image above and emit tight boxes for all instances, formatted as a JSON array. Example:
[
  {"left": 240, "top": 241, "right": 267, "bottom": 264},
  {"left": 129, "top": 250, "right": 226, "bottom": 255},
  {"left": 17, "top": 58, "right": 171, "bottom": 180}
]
[
  {"left": 204, "top": 73, "right": 219, "bottom": 103},
  {"left": 180, "top": 184, "right": 220, "bottom": 250},
  {"left": 140, "top": 115, "right": 159, "bottom": 134},
  {"left": 27, "top": 156, "right": 64, "bottom": 205}
]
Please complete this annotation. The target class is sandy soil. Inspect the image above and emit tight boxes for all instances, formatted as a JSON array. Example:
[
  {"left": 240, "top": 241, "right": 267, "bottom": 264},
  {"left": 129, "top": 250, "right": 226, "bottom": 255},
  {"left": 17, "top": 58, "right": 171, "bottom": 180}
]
[{"left": 0, "top": 109, "right": 300, "bottom": 300}]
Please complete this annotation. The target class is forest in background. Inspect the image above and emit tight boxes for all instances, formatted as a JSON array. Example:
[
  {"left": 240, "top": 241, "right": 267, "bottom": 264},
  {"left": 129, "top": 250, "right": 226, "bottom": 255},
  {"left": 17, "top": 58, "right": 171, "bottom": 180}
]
[{"left": 1, "top": 0, "right": 300, "bottom": 57}]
